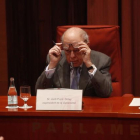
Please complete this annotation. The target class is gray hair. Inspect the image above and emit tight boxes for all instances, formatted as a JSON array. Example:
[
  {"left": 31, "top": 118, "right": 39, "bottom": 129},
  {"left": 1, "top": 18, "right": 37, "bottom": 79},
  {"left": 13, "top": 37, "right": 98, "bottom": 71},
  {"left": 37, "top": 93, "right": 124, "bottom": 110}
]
[{"left": 61, "top": 27, "right": 89, "bottom": 43}]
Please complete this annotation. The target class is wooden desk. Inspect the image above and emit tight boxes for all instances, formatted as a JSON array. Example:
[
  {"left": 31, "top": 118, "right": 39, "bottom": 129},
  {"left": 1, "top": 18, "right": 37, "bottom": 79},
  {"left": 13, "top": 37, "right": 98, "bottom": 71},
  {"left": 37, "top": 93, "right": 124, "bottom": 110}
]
[{"left": 0, "top": 96, "right": 140, "bottom": 140}]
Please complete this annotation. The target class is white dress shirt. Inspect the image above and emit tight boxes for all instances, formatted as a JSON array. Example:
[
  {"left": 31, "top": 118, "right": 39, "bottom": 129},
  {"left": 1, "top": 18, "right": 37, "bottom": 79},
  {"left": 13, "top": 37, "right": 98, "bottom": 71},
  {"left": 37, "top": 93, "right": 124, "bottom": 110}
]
[{"left": 45, "top": 64, "right": 97, "bottom": 88}]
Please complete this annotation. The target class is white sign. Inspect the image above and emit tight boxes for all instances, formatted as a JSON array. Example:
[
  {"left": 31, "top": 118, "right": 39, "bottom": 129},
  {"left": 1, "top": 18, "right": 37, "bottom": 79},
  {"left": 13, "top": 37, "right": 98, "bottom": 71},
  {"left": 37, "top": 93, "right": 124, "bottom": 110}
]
[{"left": 36, "top": 89, "right": 83, "bottom": 110}]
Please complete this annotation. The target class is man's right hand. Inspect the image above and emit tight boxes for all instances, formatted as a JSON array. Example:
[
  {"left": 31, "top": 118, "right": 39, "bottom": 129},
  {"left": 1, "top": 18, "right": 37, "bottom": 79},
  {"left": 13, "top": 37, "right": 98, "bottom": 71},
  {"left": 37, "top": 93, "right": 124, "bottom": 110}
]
[{"left": 48, "top": 43, "right": 62, "bottom": 69}]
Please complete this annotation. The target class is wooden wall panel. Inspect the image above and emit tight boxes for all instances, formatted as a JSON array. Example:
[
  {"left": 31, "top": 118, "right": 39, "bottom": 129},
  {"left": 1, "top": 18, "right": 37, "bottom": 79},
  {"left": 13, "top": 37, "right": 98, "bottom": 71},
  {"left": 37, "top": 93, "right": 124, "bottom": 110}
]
[
  {"left": 121, "top": 0, "right": 140, "bottom": 96},
  {"left": 121, "top": 0, "right": 133, "bottom": 94},
  {"left": 0, "top": 0, "right": 8, "bottom": 95},
  {"left": 87, "top": 0, "right": 118, "bottom": 25},
  {"left": 133, "top": 0, "right": 140, "bottom": 96}
]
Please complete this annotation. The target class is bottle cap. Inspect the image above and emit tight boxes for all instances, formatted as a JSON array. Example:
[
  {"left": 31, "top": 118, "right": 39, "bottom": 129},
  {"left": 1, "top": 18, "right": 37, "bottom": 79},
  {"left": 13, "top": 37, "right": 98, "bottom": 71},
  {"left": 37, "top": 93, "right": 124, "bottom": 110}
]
[{"left": 10, "top": 77, "right": 14, "bottom": 81}]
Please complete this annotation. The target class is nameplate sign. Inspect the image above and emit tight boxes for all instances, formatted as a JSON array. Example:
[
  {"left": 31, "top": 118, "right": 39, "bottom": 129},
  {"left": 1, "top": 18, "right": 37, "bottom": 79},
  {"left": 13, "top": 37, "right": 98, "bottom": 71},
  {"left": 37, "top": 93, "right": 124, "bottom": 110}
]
[{"left": 36, "top": 89, "right": 83, "bottom": 110}]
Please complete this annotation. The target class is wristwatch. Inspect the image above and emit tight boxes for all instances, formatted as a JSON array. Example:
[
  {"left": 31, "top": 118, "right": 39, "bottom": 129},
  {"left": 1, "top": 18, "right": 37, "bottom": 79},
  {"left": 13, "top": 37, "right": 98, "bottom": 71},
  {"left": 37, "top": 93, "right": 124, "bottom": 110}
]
[{"left": 87, "top": 65, "right": 95, "bottom": 71}]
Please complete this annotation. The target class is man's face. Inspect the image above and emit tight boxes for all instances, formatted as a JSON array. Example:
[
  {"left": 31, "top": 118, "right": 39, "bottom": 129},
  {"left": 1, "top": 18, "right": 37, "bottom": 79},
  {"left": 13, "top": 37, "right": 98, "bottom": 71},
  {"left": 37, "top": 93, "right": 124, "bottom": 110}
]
[{"left": 62, "top": 32, "right": 84, "bottom": 67}]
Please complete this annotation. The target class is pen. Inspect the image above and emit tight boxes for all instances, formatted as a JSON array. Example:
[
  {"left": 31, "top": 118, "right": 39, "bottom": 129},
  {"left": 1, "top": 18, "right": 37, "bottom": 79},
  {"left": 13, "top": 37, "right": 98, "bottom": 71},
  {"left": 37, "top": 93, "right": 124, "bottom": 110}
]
[
  {"left": 52, "top": 40, "right": 62, "bottom": 56},
  {"left": 52, "top": 40, "right": 56, "bottom": 45}
]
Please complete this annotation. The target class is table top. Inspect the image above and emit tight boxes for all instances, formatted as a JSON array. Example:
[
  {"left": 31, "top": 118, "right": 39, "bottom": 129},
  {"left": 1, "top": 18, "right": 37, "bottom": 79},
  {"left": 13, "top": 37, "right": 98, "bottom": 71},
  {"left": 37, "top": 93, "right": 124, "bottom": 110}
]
[{"left": 0, "top": 95, "right": 140, "bottom": 118}]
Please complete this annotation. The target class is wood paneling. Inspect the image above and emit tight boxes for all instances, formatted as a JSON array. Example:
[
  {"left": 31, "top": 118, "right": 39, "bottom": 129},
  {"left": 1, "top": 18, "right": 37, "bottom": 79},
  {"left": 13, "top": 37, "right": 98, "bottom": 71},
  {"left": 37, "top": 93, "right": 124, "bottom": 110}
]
[
  {"left": 0, "top": 0, "right": 8, "bottom": 95},
  {"left": 2, "top": 96, "right": 140, "bottom": 140},
  {"left": 133, "top": 0, "right": 140, "bottom": 96},
  {"left": 87, "top": 0, "right": 118, "bottom": 25},
  {"left": 121, "top": 0, "right": 133, "bottom": 94},
  {"left": 121, "top": 0, "right": 140, "bottom": 96},
  {"left": 87, "top": 0, "right": 140, "bottom": 96}
]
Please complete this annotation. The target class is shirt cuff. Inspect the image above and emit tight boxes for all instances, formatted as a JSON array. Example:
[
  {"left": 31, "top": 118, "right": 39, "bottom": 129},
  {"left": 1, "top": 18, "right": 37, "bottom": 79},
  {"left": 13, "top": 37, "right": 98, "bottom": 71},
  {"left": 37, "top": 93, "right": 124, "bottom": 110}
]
[
  {"left": 45, "top": 65, "right": 56, "bottom": 78},
  {"left": 88, "top": 64, "right": 97, "bottom": 78}
]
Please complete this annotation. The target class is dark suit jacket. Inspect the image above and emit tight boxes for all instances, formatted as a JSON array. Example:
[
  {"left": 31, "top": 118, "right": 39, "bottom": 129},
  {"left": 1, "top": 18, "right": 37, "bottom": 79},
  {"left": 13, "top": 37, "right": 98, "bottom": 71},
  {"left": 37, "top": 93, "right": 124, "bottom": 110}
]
[{"left": 35, "top": 50, "right": 112, "bottom": 97}]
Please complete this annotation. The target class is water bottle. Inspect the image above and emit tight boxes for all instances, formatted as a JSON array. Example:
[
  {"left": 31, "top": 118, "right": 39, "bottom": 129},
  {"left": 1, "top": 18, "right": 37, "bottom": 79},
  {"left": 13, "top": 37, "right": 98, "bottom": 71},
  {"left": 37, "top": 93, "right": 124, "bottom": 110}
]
[{"left": 8, "top": 77, "right": 18, "bottom": 107}]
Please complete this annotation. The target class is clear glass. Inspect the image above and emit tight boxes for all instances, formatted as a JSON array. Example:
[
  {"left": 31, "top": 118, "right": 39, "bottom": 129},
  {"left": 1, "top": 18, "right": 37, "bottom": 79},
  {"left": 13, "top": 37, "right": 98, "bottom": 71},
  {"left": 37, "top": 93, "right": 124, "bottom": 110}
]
[{"left": 19, "top": 86, "right": 32, "bottom": 109}]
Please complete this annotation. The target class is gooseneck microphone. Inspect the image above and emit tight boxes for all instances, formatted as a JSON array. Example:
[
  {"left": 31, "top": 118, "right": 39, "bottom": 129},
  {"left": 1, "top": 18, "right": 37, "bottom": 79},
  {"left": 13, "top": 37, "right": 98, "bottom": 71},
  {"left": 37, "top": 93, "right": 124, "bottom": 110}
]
[{"left": 70, "top": 62, "right": 73, "bottom": 69}]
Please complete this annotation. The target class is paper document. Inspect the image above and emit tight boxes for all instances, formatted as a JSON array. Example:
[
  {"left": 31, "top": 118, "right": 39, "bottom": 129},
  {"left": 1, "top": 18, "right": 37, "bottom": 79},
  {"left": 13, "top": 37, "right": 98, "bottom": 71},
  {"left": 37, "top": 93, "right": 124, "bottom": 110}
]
[{"left": 129, "top": 98, "right": 140, "bottom": 106}]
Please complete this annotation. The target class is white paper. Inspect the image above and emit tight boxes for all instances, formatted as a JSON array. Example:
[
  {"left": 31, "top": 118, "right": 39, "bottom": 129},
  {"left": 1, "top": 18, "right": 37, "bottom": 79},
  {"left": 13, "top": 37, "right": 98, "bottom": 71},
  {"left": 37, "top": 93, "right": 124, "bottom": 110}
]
[
  {"left": 129, "top": 98, "right": 140, "bottom": 106},
  {"left": 36, "top": 89, "right": 83, "bottom": 110}
]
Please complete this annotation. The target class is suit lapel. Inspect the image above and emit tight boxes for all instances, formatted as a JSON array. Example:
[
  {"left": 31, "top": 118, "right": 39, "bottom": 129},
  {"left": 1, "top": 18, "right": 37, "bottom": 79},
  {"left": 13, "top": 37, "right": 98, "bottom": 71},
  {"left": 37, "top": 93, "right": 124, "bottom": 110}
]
[
  {"left": 79, "top": 64, "right": 90, "bottom": 90},
  {"left": 57, "top": 61, "right": 90, "bottom": 90},
  {"left": 57, "top": 58, "right": 70, "bottom": 88},
  {"left": 56, "top": 50, "right": 93, "bottom": 90}
]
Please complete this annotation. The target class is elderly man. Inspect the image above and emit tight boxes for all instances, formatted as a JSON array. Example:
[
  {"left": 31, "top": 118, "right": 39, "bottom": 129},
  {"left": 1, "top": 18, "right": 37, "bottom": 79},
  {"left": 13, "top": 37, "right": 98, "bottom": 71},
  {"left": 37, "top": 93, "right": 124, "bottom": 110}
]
[
  {"left": 35, "top": 27, "right": 112, "bottom": 97},
  {"left": 0, "top": 136, "right": 4, "bottom": 140}
]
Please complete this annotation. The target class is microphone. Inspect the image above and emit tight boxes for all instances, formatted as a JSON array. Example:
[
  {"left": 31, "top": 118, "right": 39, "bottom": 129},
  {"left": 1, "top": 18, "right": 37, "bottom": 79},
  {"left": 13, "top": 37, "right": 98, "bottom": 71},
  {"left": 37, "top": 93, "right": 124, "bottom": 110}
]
[{"left": 70, "top": 62, "right": 73, "bottom": 69}]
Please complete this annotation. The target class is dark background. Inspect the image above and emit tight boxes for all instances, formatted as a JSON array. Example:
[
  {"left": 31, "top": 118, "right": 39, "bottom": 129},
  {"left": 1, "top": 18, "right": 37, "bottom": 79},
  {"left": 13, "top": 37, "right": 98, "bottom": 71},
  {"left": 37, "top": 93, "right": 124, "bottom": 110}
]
[{"left": 6, "top": 0, "right": 87, "bottom": 95}]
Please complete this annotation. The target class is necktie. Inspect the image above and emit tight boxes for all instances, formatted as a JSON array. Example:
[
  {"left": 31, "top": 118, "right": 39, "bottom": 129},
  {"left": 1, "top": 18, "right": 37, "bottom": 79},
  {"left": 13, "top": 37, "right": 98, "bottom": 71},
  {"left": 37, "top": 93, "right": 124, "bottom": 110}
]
[{"left": 71, "top": 67, "right": 80, "bottom": 89}]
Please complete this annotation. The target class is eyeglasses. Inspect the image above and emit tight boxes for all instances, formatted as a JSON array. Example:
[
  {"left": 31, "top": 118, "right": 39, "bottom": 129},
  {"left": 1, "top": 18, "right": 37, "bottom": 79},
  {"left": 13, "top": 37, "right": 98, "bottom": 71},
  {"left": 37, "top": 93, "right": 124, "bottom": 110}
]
[
  {"left": 62, "top": 42, "right": 79, "bottom": 50},
  {"left": 64, "top": 49, "right": 80, "bottom": 55}
]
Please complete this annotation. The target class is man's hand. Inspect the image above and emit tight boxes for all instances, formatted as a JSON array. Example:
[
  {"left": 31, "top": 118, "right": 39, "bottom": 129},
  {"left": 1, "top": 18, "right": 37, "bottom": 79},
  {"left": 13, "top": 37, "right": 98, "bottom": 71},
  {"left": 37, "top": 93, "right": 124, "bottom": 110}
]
[
  {"left": 78, "top": 41, "right": 93, "bottom": 68},
  {"left": 48, "top": 43, "right": 62, "bottom": 69}
]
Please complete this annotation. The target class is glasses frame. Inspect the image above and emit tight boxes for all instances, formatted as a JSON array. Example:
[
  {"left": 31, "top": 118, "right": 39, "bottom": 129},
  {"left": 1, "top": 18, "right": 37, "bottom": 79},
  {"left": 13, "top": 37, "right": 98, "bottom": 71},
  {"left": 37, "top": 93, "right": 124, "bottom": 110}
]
[{"left": 62, "top": 42, "right": 79, "bottom": 50}]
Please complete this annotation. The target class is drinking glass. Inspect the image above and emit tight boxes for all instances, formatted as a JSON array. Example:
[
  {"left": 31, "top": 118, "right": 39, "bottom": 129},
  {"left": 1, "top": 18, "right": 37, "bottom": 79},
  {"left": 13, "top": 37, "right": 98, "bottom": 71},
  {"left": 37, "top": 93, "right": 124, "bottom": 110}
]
[{"left": 19, "top": 86, "right": 32, "bottom": 109}]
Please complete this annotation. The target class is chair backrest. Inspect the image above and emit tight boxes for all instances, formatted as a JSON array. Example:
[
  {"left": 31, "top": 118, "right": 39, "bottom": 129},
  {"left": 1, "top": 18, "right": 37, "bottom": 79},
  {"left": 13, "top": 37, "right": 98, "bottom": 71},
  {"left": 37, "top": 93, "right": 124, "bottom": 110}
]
[{"left": 56, "top": 25, "right": 122, "bottom": 96}]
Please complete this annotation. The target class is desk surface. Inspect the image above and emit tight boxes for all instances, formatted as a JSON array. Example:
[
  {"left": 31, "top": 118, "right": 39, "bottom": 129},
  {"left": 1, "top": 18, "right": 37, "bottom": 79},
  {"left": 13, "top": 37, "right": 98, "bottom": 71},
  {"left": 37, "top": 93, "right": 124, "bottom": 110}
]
[
  {"left": 0, "top": 95, "right": 140, "bottom": 118},
  {"left": 1, "top": 95, "right": 140, "bottom": 140}
]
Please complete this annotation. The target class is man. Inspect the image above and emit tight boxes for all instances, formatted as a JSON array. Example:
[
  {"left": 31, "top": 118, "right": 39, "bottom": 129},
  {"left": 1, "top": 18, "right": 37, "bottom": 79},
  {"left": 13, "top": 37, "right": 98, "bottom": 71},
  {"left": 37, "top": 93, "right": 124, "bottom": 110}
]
[
  {"left": 0, "top": 136, "right": 4, "bottom": 140},
  {"left": 35, "top": 27, "right": 112, "bottom": 97}
]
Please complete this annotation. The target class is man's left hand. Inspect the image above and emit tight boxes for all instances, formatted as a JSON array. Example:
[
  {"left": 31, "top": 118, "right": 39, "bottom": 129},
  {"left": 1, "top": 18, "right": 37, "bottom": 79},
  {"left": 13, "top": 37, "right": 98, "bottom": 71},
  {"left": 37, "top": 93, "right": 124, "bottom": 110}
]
[{"left": 78, "top": 41, "right": 93, "bottom": 68}]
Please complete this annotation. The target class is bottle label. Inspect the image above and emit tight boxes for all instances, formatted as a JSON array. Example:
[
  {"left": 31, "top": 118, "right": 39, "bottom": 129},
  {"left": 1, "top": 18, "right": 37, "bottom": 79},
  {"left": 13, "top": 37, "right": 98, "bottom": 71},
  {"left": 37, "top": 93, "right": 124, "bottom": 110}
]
[{"left": 8, "top": 95, "right": 18, "bottom": 105}]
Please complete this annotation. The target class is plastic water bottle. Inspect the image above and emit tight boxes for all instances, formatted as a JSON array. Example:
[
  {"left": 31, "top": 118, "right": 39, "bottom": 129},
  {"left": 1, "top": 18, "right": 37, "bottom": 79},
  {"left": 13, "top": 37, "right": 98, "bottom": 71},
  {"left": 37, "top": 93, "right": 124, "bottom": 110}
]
[{"left": 8, "top": 77, "right": 18, "bottom": 107}]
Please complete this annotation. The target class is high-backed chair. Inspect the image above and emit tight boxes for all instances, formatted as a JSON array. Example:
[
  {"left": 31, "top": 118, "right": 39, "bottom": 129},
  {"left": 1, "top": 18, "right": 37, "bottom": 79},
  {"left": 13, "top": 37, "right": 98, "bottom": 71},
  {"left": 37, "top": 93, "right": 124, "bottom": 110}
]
[{"left": 56, "top": 25, "right": 122, "bottom": 97}]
